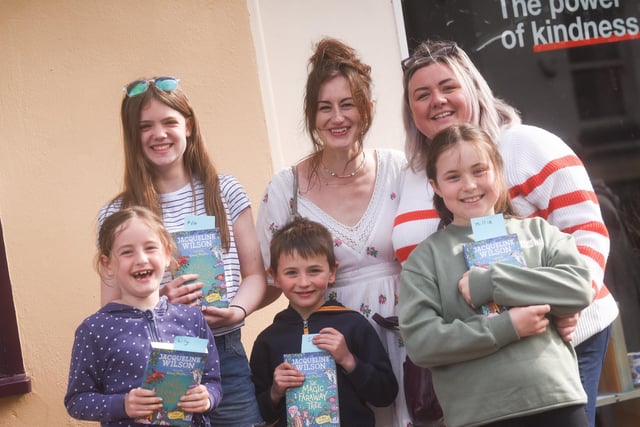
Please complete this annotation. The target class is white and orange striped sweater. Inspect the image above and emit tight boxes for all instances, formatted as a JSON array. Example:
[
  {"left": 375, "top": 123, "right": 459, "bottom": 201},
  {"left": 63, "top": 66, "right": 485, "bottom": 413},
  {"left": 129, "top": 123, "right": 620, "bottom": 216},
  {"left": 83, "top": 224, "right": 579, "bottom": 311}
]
[{"left": 392, "top": 124, "right": 618, "bottom": 345}]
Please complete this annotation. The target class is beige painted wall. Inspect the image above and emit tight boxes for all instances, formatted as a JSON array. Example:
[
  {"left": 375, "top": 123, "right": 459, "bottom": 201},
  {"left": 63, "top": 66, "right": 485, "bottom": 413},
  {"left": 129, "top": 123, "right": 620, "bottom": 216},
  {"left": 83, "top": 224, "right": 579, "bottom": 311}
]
[
  {"left": 248, "top": 0, "right": 407, "bottom": 171},
  {"left": 0, "top": 1, "right": 285, "bottom": 425}
]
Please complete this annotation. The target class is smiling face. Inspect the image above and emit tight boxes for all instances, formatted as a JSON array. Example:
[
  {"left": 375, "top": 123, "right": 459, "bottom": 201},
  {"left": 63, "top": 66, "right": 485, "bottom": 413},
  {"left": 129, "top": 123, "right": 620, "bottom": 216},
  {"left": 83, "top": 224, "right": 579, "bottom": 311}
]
[
  {"left": 429, "top": 139, "right": 500, "bottom": 226},
  {"left": 315, "top": 75, "right": 366, "bottom": 154},
  {"left": 138, "top": 97, "right": 192, "bottom": 176},
  {"left": 101, "top": 217, "right": 170, "bottom": 309},
  {"left": 272, "top": 250, "right": 336, "bottom": 319},
  {"left": 408, "top": 62, "right": 472, "bottom": 140}
]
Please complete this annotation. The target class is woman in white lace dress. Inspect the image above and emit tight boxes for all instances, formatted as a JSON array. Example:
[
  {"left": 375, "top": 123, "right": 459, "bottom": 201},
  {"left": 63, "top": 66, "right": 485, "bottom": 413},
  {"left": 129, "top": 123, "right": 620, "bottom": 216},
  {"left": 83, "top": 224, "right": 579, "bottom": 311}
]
[{"left": 256, "top": 38, "right": 409, "bottom": 427}]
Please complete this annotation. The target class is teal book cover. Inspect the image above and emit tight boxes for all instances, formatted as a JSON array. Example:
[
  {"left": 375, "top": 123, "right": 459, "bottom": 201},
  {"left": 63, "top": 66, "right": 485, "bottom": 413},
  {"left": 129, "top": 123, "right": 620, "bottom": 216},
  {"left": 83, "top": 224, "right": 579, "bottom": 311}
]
[
  {"left": 463, "top": 233, "right": 526, "bottom": 317},
  {"left": 138, "top": 337, "right": 208, "bottom": 427},
  {"left": 284, "top": 351, "right": 339, "bottom": 427},
  {"left": 172, "top": 228, "right": 227, "bottom": 308}
]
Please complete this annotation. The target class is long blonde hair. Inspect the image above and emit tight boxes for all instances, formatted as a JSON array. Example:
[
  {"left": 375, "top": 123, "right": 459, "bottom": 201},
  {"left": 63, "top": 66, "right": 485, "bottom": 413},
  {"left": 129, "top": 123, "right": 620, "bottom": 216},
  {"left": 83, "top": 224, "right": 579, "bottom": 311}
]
[
  {"left": 402, "top": 40, "right": 521, "bottom": 172},
  {"left": 114, "top": 79, "right": 230, "bottom": 250}
]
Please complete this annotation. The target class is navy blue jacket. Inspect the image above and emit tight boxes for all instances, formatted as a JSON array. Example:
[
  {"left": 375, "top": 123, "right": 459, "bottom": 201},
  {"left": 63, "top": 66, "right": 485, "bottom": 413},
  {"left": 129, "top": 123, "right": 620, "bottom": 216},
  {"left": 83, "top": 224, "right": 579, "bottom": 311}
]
[{"left": 250, "top": 300, "right": 398, "bottom": 426}]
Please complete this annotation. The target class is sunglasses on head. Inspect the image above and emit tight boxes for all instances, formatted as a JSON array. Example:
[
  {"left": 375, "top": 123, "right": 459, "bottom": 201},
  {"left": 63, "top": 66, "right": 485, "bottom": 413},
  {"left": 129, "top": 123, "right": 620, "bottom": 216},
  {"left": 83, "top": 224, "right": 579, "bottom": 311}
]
[
  {"left": 401, "top": 42, "right": 458, "bottom": 72},
  {"left": 124, "top": 77, "right": 180, "bottom": 97}
]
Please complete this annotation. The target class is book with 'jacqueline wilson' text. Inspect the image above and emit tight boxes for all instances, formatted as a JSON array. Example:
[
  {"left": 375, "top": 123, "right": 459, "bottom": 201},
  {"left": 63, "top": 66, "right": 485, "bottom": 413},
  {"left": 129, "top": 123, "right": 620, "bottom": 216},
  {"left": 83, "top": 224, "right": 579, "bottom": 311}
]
[
  {"left": 171, "top": 220, "right": 227, "bottom": 308},
  {"left": 463, "top": 233, "right": 527, "bottom": 317},
  {"left": 138, "top": 336, "right": 208, "bottom": 427},
  {"left": 283, "top": 351, "right": 340, "bottom": 427}
]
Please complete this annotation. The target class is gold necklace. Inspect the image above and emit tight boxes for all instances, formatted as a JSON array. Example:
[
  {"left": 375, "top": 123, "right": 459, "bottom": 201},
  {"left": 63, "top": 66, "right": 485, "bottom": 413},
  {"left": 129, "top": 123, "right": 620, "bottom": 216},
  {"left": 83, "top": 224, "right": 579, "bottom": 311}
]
[{"left": 321, "top": 152, "right": 366, "bottom": 179}]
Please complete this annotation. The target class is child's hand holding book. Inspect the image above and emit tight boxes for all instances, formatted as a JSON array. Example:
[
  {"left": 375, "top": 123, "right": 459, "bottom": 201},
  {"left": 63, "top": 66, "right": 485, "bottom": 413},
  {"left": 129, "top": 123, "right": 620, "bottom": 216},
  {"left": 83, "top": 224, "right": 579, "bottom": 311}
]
[
  {"left": 270, "top": 362, "right": 305, "bottom": 404},
  {"left": 312, "top": 328, "right": 356, "bottom": 373},
  {"left": 124, "top": 387, "right": 163, "bottom": 419},
  {"left": 178, "top": 384, "right": 212, "bottom": 414}
]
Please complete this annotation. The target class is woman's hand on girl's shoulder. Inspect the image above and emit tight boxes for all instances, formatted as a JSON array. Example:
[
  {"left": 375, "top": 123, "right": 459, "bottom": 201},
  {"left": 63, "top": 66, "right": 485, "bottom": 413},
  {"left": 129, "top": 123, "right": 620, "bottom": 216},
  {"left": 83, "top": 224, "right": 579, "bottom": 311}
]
[{"left": 160, "top": 274, "right": 203, "bottom": 305}]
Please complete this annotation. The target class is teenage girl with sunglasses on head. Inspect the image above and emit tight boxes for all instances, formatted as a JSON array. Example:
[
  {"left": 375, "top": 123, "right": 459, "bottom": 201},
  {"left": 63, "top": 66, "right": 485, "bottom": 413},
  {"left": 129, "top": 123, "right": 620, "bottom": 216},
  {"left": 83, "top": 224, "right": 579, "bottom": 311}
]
[
  {"left": 98, "top": 77, "right": 267, "bottom": 427},
  {"left": 66, "top": 206, "right": 222, "bottom": 426},
  {"left": 399, "top": 124, "right": 592, "bottom": 427}
]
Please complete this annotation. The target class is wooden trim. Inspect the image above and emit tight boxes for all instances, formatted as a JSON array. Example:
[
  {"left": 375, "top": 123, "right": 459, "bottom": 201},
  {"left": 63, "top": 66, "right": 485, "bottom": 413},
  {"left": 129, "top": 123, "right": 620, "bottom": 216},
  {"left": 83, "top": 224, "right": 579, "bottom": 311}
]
[
  {"left": 597, "top": 387, "right": 640, "bottom": 407},
  {"left": 0, "top": 219, "right": 31, "bottom": 396},
  {"left": 0, "top": 374, "right": 31, "bottom": 397}
]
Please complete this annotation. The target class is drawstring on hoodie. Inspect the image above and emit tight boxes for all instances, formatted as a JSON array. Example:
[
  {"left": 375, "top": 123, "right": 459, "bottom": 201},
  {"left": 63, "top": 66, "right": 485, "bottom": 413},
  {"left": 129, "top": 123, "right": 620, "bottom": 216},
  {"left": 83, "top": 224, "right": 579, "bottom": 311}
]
[{"left": 144, "top": 310, "right": 161, "bottom": 342}]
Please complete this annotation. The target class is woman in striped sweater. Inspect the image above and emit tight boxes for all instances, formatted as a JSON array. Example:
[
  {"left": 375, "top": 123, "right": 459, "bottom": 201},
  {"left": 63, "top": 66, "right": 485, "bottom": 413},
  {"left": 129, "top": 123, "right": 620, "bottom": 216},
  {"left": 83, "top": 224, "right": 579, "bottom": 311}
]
[{"left": 392, "top": 40, "right": 618, "bottom": 427}]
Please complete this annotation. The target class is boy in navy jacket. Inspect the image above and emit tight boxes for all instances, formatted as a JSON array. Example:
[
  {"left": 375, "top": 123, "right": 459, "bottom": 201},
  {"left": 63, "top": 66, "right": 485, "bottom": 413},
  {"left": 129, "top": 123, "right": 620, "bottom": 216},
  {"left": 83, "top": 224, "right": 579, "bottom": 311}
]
[{"left": 250, "top": 217, "right": 398, "bottom": 426}]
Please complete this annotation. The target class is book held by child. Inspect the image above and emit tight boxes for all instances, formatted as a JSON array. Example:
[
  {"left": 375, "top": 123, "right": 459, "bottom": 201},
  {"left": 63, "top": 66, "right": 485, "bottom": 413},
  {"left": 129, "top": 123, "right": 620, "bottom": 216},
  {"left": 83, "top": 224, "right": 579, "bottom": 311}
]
[
  {"left": 283, "top": 351, "right": 339, "bottom": 427},
  {"left": 172, "top": 215, "right": 227, "bottom": 308},
  {"left": 138, "top": 336, "right": 208, "bottom": 427}
]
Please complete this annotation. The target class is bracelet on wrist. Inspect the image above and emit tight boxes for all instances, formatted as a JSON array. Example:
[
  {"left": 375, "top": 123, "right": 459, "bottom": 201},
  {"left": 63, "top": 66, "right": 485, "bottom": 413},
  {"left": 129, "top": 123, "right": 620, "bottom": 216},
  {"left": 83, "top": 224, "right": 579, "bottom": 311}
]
[{"left": 229, "top": 304, "right": 247, "bottom": 320}]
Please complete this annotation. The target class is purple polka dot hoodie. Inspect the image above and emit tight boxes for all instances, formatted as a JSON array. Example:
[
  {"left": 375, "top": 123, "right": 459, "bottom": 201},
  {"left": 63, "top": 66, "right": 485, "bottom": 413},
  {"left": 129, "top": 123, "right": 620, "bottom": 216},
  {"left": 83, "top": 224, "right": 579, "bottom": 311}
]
[{"left": 65, "top": 296, "right": 221, "bottom": 426}]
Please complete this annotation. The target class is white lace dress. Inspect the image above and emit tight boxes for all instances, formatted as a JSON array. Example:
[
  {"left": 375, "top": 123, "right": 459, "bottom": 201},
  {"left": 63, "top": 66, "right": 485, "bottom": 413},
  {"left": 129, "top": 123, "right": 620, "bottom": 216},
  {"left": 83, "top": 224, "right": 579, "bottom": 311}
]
[{"left": 256, "top": 149, "right": 410, "bottom": 427}]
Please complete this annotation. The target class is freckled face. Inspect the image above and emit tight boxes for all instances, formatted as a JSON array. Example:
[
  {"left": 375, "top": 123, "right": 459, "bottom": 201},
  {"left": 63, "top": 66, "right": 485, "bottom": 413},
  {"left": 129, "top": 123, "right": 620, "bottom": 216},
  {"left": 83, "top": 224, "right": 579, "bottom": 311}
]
[{"left": 408, "top": 63, "right": 472, "bottom": 140}]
